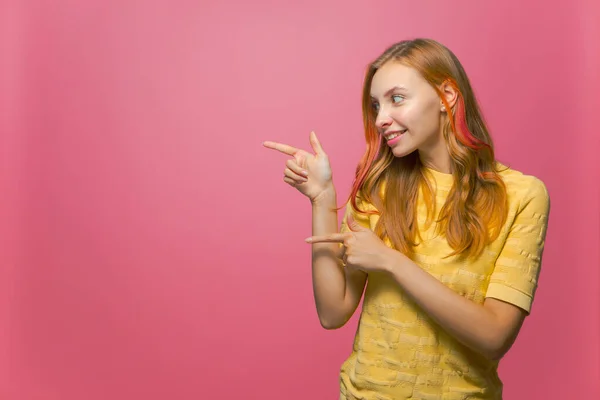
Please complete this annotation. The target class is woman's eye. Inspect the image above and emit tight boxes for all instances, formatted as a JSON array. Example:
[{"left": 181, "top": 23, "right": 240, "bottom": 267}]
[
  {"left": 372, "top": 103, "right": 380, "bottom": 112},
  {"left": 392, "top": 94, "right": 404, "bottom": 103}
]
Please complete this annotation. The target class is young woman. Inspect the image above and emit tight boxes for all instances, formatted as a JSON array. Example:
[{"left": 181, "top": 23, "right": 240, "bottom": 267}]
[{"left": 263, "top": 38, "right": 550, "bottom": 400}]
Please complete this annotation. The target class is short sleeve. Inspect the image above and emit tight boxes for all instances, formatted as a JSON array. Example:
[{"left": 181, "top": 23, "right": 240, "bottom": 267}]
[{"left": 485, "top": 177, "right": 551, "bottom": 314}]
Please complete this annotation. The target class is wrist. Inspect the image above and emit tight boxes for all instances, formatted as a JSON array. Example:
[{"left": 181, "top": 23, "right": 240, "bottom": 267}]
[
  {"left": 382, "top": 249, "right": 406, "bottom": 276},
  {"left": 311, "top": 183, "right": 337, "bottom": 206}
]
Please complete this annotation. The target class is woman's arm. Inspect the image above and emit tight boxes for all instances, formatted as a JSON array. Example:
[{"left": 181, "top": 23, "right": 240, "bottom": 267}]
[
  {"left": 311, "top": 186, "right": 367, "bottom": 330},
  {"left": 382, "top": 253, "right": 526, "bottom": 360},
  {"left": 382, "top": 178, "right": 550, "bottom": 360},
  {"left": 308, "top": 177, "right": 549, "bottom": 357}
]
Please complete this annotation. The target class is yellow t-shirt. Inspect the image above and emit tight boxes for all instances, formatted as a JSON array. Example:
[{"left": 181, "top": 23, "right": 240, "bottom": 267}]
[{"left": 337, "top": 164, "right": 550, "bottom": 400}]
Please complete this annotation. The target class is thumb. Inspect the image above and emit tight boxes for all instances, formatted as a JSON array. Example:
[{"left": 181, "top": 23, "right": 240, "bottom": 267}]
[
  {"left": 309, "top": 131, "right": 325, "bottom": 155},
  {"left": 347, "top": 213, "right": 366, "bottom": 232}
]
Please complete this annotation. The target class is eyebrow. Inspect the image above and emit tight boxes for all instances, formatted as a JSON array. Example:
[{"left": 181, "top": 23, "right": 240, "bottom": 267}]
[{"left": 370, "top": 85, "right": 408, "bottom": 100}]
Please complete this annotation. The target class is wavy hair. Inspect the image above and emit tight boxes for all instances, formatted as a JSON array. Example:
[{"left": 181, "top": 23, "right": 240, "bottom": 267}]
[{"left": 346, "top": 38, "right": 508, "bottom": 260}]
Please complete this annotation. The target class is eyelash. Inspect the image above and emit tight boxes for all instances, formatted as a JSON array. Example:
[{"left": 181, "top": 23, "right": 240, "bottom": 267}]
[
  {"left": 371, "top": 94, "right": 405, "bottom": 112},
  {"left": 391, "top": 94, "right": 404, "bottom": 103}
]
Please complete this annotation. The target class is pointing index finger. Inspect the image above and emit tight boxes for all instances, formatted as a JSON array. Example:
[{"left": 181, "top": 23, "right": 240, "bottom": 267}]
[
  {"left": 305, "top": 233, "right": 347, "bottom": 243},
  {"left": 262, "top": 141, "right": 298, "bottom": 156}
]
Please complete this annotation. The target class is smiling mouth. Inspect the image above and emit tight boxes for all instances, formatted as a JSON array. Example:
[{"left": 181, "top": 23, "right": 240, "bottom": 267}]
[{"left": 384, "top": 130, "right": 407, "bottom": 141}]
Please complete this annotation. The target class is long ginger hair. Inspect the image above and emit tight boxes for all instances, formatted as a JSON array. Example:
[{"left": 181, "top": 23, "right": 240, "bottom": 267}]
[{"left": 347, "top": 38, "right": 508, "bottom": 260}]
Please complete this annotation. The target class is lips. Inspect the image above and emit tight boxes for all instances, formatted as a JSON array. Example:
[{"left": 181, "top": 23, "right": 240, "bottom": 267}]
[{"left": 384, "top": 129, "right": 407, "bottom": 141}]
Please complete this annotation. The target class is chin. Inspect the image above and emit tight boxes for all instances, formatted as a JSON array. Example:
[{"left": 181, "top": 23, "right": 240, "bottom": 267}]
[{"left": 391, "top": 146, "right": 418, "bottom": 158}]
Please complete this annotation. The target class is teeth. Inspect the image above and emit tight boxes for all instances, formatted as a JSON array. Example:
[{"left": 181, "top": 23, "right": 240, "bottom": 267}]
[{"left": 385, "top": 130, "right": 406, "bottom": 140}]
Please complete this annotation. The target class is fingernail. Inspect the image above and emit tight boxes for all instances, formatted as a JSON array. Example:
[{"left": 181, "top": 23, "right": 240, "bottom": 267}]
[
  {"left": 305, "top": 238, "right": 312, "bottom": 243},
  {"left": 302, "top": 170, "right": 308, "bottom": 176}
]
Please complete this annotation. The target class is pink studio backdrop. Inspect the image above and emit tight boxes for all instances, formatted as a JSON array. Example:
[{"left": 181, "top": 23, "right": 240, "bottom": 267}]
[{"left": 1, "top": 1, "right": 599, "bottom": 399}]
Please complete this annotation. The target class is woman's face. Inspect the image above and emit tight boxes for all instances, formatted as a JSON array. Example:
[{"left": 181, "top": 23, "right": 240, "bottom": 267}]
[{"left": 370, "top": 62, "right": 447, "bottom": 161}]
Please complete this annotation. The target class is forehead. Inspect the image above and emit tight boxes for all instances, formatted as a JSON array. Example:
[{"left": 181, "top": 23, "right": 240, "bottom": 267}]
[{"left": 370, "top": 62, "right": 426, "bottom": 98}]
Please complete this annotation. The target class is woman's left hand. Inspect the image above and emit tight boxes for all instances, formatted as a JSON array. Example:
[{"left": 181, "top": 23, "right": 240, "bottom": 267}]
[{"left": 305, "top": 213, "right": 397, "bottom": 273}]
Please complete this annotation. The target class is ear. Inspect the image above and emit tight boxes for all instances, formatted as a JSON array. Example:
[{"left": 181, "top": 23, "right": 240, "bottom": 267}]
[{"left": 439, "top": 80, "right": 459, "bottom": 113}]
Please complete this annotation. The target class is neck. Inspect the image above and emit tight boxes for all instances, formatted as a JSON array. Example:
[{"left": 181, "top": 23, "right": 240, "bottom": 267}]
[{"left": 419, "top": 151, "right": 452, "bottom": 174}]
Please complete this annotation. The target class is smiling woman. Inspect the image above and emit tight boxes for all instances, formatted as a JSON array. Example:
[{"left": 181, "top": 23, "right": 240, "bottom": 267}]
[{"left": 264, "top": 38, "right": 550, "bottom": 400}]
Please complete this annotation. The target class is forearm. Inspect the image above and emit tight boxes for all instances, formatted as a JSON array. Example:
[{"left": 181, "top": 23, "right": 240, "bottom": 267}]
[
  {"left": 383, "top": 251, "right": 509, "bottom": 360},
  {"left": 310, "top": 186, "right": 349, "bottom": 327}
]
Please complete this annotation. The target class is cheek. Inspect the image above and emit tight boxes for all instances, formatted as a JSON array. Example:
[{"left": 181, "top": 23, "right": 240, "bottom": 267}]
[
  {"left": 416, "top": 101, "right": 441, "bottom": 133},
  {"left": 393, "top": 103, "right": 422, "bottom": 130},
  {"left": 390, "top": 101, "right": 440, "bottom": 133},
  {"left": 390, "top": 105, "right": 414, "bottom": 126}
]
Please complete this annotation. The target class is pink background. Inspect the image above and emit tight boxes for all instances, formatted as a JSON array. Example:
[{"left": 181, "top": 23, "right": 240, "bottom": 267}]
[{"left": 2, "top": 1, "right": 599, "bottom": 399}]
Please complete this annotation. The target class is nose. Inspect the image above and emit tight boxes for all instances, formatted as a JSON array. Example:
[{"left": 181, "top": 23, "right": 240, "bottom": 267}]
[{"left": 375, "top": 110, "right": 392, "bottom": 131}]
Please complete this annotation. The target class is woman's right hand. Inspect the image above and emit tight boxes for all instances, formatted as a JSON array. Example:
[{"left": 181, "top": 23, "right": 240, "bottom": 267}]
[{"left": 263, "top": 131, "right": 334, "bottom": 202}]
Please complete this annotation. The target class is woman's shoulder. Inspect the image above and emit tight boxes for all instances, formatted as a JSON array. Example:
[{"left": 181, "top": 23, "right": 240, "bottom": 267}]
[
  {"left": 496, "top": 162, "right": 547, "bottom": 189},
  {"left": 495, "top": 162, "right": 550, "bottom": 210}
]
